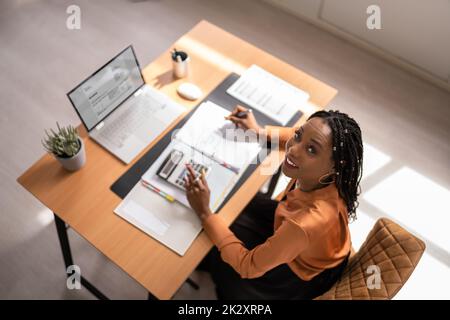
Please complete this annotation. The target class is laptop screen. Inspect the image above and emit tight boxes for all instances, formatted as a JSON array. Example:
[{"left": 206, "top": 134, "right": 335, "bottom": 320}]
[{"left": 67, "top": 46, "right": 145, "bottom": 131}]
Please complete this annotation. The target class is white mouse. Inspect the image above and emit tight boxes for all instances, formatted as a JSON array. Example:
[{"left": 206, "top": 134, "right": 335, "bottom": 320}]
[{"left": 177, "top": 82, "right": 202, "bottom": 101}]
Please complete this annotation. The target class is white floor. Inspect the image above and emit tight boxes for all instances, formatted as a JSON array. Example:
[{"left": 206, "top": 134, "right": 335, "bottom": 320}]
[{"left": 0, "top": 0, "right": 449, "bottom": 299}]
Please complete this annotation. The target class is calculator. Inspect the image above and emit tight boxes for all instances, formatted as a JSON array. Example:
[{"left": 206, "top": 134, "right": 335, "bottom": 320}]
[{"left": 157, "top": 149, "right": 210, "bottom": 190}]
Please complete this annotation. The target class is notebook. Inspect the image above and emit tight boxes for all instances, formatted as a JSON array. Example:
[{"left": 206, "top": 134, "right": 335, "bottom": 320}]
[
  {"left": 141, "top": 101, "right": 263, "bottom": 212},
  {"left": 173, "top": 100, "right": 263, "bottom": 173}
]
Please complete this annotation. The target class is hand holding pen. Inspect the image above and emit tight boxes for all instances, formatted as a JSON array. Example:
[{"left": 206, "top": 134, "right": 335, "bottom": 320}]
[{"left": 225, "top": 104, "right": 263, "bottom": 134}]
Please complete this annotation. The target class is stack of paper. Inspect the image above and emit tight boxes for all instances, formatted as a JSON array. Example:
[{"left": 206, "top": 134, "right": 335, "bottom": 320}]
[{"left": 226, "top": 65, "right": 310, "bottom": 125}]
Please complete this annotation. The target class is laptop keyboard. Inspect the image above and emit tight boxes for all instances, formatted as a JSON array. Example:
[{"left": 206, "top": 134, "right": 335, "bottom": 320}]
[{"left": 98, "top": 94, "right": 153, "bottom": 147}]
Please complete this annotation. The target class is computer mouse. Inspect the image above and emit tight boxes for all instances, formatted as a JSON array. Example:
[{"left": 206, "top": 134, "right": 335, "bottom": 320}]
[{"left": 177, "top": 82, "right": 202, "bottom": 101}]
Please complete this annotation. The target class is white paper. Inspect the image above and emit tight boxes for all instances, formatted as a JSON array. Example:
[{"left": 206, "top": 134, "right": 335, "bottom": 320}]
[
  {"left": 174, "top": 101, "right": 262, "bottom": 172},
  {"left": 226, "top": 65, "right": 309, "bottom": 125},
  {"left": 122, "top": 200, "right": 170, "bottom": 236},
  {"left": 114, "top": 182, "right": 202, "bottom": 256}
]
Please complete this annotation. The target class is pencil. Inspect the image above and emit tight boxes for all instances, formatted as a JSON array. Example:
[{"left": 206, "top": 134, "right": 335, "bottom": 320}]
[{"left": 141, "top": 180, "right": 175, "bottom": 202}]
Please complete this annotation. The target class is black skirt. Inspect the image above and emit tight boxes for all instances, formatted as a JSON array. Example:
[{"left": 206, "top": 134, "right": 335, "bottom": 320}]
[{"left": 201, "top": 192, "right": 349, "bottom": 300}]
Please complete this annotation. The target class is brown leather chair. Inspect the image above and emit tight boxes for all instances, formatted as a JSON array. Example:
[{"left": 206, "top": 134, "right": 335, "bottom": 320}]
[{"left": 316, "top": 218, "right": 426, "bottom": 300}]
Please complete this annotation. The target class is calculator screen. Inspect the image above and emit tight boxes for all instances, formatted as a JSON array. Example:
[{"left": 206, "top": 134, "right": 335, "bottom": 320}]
[{"left": 159, "top": 150, "right": 183, "bottom": 179}]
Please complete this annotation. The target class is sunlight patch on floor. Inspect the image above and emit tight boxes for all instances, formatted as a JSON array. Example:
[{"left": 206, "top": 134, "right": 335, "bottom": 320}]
[
  {"left": 363, "top": 166, "right": 450, "bottom": 251},
  {"left": 36, "top": 208, "right": 54, "bottom": 228},
  {"left": 348, "top": 210, "right": 376, "bottom": 251},
  {"left": 361, "top": 142, "right": 391, "bottom": 180},
  {"left": 393, "top": 251, "right": 450, "bottom": 300}
]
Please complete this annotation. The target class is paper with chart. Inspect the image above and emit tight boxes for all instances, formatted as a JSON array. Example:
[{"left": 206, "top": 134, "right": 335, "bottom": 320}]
[
  {"left": 174, "top": 101, "right": 263, "bottom": 173},
  {"left": 226, "top": 65, "right": 310, "bottom": 125}
]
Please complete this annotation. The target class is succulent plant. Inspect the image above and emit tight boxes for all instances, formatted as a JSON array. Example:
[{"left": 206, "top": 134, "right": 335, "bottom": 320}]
[{"left": 42, "top": 122, "right": 81, "bottom": 158}]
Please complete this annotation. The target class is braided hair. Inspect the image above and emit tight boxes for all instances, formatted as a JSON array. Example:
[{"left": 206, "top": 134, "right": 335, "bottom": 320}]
[{"left": 308, "top": 110, "right": 363, "bottom": 221}]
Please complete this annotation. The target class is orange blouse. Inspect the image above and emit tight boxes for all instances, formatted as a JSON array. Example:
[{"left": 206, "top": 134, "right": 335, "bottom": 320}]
[{"left": 202, "top": 125, "right": 351, "bottom": 281}]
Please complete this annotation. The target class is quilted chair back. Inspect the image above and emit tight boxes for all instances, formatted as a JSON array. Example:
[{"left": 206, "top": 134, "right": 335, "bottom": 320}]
[{"left": 316, "top": 218, "right": 426, "bottom": 299}]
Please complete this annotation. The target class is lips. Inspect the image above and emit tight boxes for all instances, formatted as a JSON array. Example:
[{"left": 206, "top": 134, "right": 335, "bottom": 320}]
[{"left": 285, "top": 156, "right": 299, "bottom": 168}]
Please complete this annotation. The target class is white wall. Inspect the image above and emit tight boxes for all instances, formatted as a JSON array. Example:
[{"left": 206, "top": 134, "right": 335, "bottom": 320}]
[{"left": 265, "top": 0, "right": 450, "bottom": 91}]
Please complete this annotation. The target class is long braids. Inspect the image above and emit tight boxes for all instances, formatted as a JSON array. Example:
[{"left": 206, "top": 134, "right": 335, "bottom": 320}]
[{"left": 308, "top": 110, "right": 363, "bottom": 222}]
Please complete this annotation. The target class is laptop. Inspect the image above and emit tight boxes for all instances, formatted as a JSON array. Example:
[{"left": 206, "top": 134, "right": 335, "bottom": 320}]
[{"left": 67, "top": 45, "right": 184, "bottom": 164}]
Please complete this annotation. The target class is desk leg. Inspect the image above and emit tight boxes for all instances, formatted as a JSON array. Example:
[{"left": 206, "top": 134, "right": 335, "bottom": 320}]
[
  {"left": 186, "top": 278, "right": 200, "bottom": 290},
  {"left": 54, "top": 213, "right": 109, "bottom": 300},
  {"left": 147, "top": 292, "right": 158, "bottom": 300}
]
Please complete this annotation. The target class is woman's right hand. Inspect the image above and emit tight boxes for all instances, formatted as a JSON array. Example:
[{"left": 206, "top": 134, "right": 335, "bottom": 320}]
[{"left": 225, "top": 105, "right": 264, "bottom": 135}]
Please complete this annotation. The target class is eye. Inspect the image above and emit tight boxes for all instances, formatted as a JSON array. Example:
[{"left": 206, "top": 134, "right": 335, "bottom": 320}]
[
  {"left": 307, "top": 145, "right": 316, "bottom": 154},
  {"left": 294, "top": 129, "right": 302, "bottom": 141}
]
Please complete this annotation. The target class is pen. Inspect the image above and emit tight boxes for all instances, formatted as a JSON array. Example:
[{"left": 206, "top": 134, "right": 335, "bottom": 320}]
[
  {"left": 141, "top": 180, "right": 175, "bottom": 202},
  {"left": 235, "top": 109, "right": 252, "bottom": 119},
  {"left": 225, "top": 109, "right": 252, "bottom": 120},
  {"left": 172, "top": 48, "right": 178, "bottom": 60}
]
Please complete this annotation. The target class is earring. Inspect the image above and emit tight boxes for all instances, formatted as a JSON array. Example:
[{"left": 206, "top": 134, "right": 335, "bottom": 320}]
[{"left": 318, "top": 171, "right": 336, "bottom": 185}]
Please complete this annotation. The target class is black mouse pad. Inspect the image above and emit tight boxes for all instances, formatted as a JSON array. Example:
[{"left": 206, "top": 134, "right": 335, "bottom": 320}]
[{"left": 110, "top": 73, "right": 303, "bottom": 211}]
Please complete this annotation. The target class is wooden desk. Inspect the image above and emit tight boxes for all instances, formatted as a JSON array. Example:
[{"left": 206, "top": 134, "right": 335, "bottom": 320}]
[{"left": 17, "top": 20, "right": 337, "bottom": 300}]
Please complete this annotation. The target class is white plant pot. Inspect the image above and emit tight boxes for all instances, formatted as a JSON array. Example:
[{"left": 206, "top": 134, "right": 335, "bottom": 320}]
[{"left": 56, "top": 139, "right": 86, "bottom": 171}]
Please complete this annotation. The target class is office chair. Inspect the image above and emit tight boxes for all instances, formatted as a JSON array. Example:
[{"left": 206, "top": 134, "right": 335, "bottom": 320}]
[{"left": 316, "top": 218, "right": 426, "bottom": 300}]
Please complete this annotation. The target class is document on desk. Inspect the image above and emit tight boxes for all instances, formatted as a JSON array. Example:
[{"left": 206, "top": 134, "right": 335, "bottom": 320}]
[
  {"left": 141, "top": 101, "right": 263, "bottom": 212},
  {"left": 226, "top": 65, "right": 310, "bottom": 126},
  {"left": 114, "top": 182, "right": 202, "bottom": 256},
  {"left": 174, "top": 101, "right": 262, "bottom": 173}
]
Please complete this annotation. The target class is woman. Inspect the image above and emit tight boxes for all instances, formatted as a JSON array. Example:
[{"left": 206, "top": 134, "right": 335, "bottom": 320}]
[{"left": 184, "top": 106, "right": 363, "bottom": 299}]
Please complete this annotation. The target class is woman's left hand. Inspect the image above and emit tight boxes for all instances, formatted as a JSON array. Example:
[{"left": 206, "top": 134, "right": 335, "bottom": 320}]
[{"left": 184, "top": 164, "right": 212, "bottom": 221}]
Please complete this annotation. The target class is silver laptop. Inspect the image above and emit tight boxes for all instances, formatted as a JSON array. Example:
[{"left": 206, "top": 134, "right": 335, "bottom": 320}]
[{"left": 67, "top": 45, "right": 182, "bottom": 164}]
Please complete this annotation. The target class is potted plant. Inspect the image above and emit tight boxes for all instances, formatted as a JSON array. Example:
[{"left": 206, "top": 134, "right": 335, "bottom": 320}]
[{"left": 42, "top": 123, "right": 86, "bottom": 171}]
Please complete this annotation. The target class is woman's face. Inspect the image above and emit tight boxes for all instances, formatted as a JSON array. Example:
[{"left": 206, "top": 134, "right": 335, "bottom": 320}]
[{"left": 282, "top": 117, "right": 335, "bottom": 191}]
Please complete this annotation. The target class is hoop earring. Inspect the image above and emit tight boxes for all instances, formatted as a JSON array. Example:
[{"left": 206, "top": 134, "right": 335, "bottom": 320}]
[{"left": 318, "top": 172, "right": 336, "bottom": 185}]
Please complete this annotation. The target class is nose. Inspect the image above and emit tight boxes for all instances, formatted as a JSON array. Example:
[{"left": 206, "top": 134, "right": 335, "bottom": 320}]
[{"left": 286, "top": 142, "right": 302, "bottom": 161}]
